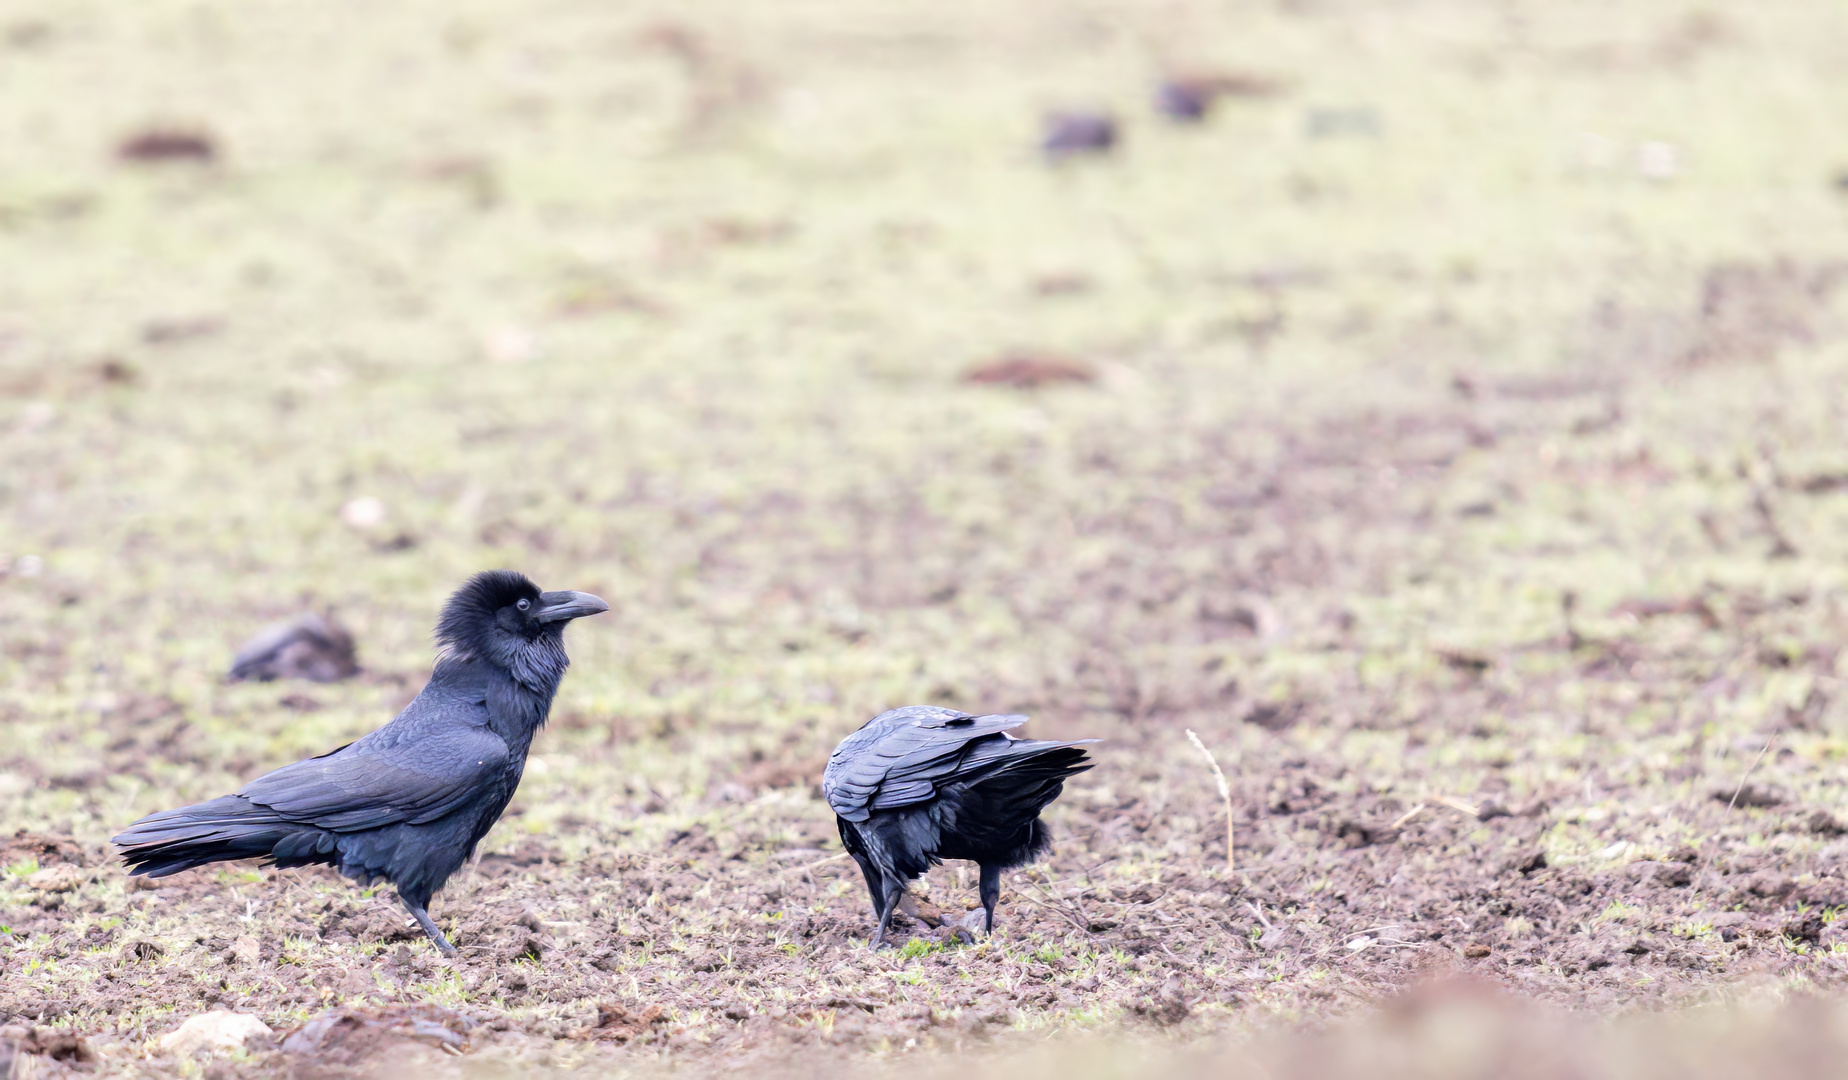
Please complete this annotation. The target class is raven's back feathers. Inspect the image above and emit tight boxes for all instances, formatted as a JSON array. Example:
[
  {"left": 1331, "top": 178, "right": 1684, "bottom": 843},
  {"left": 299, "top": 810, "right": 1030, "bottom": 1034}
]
[{"left": 824, "top": 706, "right": 1043, "bottom": 821}]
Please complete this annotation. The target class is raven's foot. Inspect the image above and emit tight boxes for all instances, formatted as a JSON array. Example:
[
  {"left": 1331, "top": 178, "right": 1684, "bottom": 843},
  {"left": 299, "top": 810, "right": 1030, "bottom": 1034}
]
[{"left": 399, "top": 894, "right": 457, "bottom": 956}]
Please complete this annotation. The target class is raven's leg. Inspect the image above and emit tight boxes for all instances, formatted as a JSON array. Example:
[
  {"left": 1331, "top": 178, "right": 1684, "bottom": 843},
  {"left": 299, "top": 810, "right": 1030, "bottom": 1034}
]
[
  {"left": 851, "top": 853, "right": 886, "bottom": 923},
  {"left": 870, "top": 876, "right": 905, "bottom": 949},
  {"left": 978, "top": 864, "right": 1001, "bottom": 933},
  {"left": 399, "top": 891, "right": 457, "bottom": 956}
]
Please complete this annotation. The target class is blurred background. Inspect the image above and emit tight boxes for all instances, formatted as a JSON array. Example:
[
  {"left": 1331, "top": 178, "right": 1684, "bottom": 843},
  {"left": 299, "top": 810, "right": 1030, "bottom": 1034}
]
[{"left": 3, "top": 0, "right": 1848, "bottom": 1072}]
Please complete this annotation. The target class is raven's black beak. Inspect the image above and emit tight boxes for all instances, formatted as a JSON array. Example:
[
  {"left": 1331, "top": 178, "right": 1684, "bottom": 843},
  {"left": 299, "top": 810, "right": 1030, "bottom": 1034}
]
[{"left": 535, "top": 590, "right": 610, "bottom": 623}]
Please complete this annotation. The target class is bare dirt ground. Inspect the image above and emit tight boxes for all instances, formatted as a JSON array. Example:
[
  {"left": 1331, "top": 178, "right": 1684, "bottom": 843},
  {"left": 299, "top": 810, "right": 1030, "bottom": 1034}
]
[{"left": 3, "top": 0, "right": 1848, "bottom": 1076}]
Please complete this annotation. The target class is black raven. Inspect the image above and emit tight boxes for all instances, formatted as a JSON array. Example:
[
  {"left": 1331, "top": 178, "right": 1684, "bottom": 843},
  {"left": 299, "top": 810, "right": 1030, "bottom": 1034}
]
[
  {"left": 113, "top": 571, "right": 607, "bottom": 955},
  {"left": 823, "top": 706, "right": 1096, "bottom": 946}
]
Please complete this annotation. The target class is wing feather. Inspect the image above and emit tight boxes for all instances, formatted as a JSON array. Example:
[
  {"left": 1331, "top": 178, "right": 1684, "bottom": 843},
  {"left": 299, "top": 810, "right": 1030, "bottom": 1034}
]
[
  {"left": 824, "top": 707, "right": 1034, "bottom": 821},
  {"left": 238, "top": 675, "right": 509, "bottom": 833}
]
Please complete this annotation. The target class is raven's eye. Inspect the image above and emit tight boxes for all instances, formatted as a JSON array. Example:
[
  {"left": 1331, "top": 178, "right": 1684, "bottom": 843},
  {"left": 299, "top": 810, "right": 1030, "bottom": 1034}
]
[{"left": 516, "top": 598, "right": 531, "bottom": 612}]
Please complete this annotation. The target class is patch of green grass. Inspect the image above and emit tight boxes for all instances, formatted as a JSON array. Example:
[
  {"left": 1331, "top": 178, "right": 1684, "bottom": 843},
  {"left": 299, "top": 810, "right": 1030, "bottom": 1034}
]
[{"left": 898, "top": 937, "right": 944, "bottom": 961}]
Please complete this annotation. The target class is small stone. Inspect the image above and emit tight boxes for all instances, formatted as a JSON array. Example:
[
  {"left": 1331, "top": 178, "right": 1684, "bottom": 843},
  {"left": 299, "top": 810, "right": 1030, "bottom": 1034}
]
[
  {"left": 1463, "top": 943, "right": 1492, "bottom": 959},
  {"left": 339, "top": 497, "right": 387, "bottom": 530},
  {"left": 1637, "top": 141, "right": 1679, "bottom": 181},
  {"left": 158, "top": 1012, "right": 274, "bottom": 1057},
  {"left": 482, "top": 324, "right": 537, "bottom": 364},
  {"left": 26, "top": 866, "right": 83, "bottom": 892}
]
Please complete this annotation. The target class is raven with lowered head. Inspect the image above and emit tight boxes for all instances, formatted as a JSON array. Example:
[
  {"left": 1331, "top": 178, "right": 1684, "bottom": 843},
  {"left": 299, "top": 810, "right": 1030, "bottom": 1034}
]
[
  {"left": 114, "top": 571, "right": 607, "bottom": 955},
  {"left": 824, "top": 706, "right": 1097, "bottom": 947}
]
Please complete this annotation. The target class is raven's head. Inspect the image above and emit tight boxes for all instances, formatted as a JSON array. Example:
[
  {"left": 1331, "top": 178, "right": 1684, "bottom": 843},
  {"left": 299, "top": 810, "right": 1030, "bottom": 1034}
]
[{"left": 434, "top": 570, "right": 608, "bottom": 689}]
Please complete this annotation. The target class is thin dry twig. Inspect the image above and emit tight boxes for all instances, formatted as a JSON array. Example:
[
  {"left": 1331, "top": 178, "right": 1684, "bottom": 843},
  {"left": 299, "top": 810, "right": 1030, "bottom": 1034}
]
[
  {"left": 1431, "top": 794, "right": 1480, "bottom": 817},
  {"left": 780, "top": 851, "right": 851, "bottom": 875},
  {"left": 1727, "top": 731, "right": 1779, "bottom": 812},
  {"left": 1390, "top": 802, "right": 1427, "bottom": 830},
  {"left": 1186, "top": 729, "right": 1234, "bottom": 873},
  {"left": 1010, "top": 876, "right": 1098, "bottom": 936}
]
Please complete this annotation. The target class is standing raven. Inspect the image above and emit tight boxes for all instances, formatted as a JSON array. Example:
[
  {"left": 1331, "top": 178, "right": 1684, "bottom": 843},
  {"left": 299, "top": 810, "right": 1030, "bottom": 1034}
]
[
  {"left": 113, "top": 571, "right": 607, "bottom": 955},
  {"left": 823, "top": 706, "right": 1096, "bottom": 947}
]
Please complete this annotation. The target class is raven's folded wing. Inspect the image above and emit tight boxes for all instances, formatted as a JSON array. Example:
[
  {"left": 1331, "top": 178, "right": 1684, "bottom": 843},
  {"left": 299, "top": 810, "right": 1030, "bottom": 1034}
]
[
  {"left": 824, "top": 710, "right": 1028, "bottom": 821},
  {"left": 237, "top": 675, "right": 511, "bottom": 832}
]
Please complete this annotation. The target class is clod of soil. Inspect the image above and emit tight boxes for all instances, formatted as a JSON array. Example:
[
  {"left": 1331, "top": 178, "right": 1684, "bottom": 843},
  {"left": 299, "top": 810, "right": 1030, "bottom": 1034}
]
[
  {"left": 1040, "top": 112, "right": 1117, "bottom": 159},
  {"left": 115, "top": 128, "right": 218, "bottom": 164},
  {"left": 1610, "top": 596, "right": 1721, "bottom": 629},
  {"left": 1713, "top": 782, "right": 1786, "bottom": 809},
  {"left": 1156, "top": 72, "right": 1284, "bottom": 121},
  {"left": 281, "top": 1005, "right": 476, "bottom": 1063},
  {"left": 962, "top": 353, "right": 1098, "bottom": 389},
  {"left": 227, "top": 612, "right": 359, "bottom": 683},
  {"left": 0, "top": 1028, "right": 94, "bottom": 1071},
  {"left": 580, "top": 1004, "right": 669, "bottom": 1044},
  {"left": 93, "top": 358, "right": 138, "bottom": 384}
]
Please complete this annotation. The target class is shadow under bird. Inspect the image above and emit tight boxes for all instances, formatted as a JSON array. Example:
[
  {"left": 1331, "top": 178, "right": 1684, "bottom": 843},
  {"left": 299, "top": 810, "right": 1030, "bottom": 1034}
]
[
  {"left": 113, "top": 571, "right": 608, "bottom": 955},
  {"left": 823, "top": 706, "right": 1097, "bottom": 947}
]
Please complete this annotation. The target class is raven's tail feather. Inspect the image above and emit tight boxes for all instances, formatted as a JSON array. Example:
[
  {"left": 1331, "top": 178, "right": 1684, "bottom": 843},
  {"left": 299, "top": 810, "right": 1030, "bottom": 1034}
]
[
  {"left": 966, "top": 743, "right": 1094, "bottom": 821},
  {"left": 932, "top": 740, "right": 1096, "bottom": 866},
  {"left": 113, "top": 795, "right": 338, "bottom": 877},
  {"left": 964, "top": 739, "right": 1095, "bottom": 791}
]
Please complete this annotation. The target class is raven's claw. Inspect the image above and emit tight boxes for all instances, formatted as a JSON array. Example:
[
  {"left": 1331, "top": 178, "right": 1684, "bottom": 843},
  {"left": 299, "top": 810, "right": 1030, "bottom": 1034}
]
[{"left": 401, "top": 893, "right": 458, "bottom": 956}]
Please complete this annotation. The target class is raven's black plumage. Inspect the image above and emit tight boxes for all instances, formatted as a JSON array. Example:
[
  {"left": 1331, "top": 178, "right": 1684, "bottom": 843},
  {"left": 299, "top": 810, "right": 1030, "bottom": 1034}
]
[
  {"left": 113, "top": 571, "right": 608, "bottom": 955},
  {"left": 823, "top": 705, "right": 1097, "bottom": 946}
]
